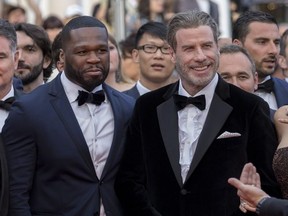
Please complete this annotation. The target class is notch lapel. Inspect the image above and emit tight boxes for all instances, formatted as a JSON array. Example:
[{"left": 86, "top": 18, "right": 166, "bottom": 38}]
[{"left": 49, "top": 77, "right": 97, "bottom": 177}]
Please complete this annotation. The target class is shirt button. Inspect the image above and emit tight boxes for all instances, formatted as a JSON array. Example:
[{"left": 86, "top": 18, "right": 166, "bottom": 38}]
[{"left": 180, "top": 189, "right": 188, "bottom": 195}]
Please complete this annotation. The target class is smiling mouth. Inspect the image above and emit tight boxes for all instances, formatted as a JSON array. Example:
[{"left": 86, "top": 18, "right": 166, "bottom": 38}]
[{"left": 193, "top": 65, "right": 209, "bottom": 71}]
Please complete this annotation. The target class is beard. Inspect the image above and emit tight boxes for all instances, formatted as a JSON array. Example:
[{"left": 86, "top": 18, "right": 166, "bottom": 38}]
[{"left": 16, "top": 62, "right": 43, "bottom": 85}]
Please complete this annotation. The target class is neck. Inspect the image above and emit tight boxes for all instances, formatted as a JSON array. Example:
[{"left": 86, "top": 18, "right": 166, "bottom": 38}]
[{"left": 23, "top": 73, "right": 43, "bottom": 93}]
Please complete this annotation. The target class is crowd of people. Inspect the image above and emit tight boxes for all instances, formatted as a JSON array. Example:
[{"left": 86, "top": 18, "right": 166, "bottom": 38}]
[{"left": 1, "top": 0, "right": 288, "bottom": 216}]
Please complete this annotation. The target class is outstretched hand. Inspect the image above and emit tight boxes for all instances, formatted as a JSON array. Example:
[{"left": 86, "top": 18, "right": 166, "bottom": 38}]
[{"left": 228, "top": 163, "right": 269, "bottom": 212}]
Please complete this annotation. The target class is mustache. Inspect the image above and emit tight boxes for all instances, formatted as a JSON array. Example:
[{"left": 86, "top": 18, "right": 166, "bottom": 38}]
[{"left": 17, "top": 62, "right": 30, "bottom": 70}]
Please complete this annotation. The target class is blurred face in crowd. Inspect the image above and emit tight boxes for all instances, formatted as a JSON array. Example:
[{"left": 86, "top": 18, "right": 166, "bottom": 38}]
[
  {"left": 234, "top": 22, "right": 280, "bottom": 82},
  {"left": 133, "top": 33, "right": 175, "bottom": 85},
  {"left": 61, "top": 27, "right": 110, "bottom": 92},
  {"left": 0, "top": 36, "right": 19, "bottom": 92},
  {"left": 171, "top": 26, "right": 219, "bottom": 95},
  {"left": 121, "top": 52, "right": 140, "bottom": 82},
  {"left": 150, "top": 0, "right": 165, "bottom": 14},
  {"left": 219, "top": 52, "right": 258, "bottom": 93},
  {"left": 108, "top": 40, "right": 120, "bottom": 74},
  {"left": 15, "top": 31, "right": 50, "bottom": 85}
]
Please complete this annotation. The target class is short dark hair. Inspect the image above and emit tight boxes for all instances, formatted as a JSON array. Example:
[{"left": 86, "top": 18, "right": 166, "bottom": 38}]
[
  {"left": 42, "top": 15, "right": 64, "bottom": 30},
  {"left": 61, "top": 16, "right": 108, "bottom": 50},
  {"left": 220, "top": 44, "right": 256, "bottom": 75},
  {"left": 134, "top": 21, "right": 168, "bottom": 48},
  {"left": 0, "top": 18, "right": 17, "bottom": 53},
  {"left": 232, "top": 11, "right": 278, "bottom": 43},
  {"left": 51, "top": 31, "right": 62, "bottom": 67},
  {"left": 119, "top": 32, "right": 136, "bottom": 59},
  {"left": 14, "top": 23, "right": 53, "bottom": 80}
]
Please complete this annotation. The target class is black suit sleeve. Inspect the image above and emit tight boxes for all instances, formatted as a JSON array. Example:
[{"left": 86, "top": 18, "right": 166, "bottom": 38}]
[{"left": 260, "top": 197, "right": 288, "bottom": 216}]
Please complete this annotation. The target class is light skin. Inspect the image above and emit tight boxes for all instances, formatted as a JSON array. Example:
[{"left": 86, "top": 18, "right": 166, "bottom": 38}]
[
  {"left": 219, "top": 52, "right": 258, "bottom": 93},
  {"left": 60, "top": 27, "right": 110, "bottom": 92},
  {"left": 121, "top": 53, "right": 140, "bottom": 82},
  {"left": 233, "top": 22, "right": 280, "bottom": 83},
  {"left": 105, "top": 40, "right": 134, "bottom": 91},
  {"left": 0, "top": 36, "right": 19, "bottom": 99},
  {"left": 133, "top": 34, "right": 175, "bottom": 90},
  {"left": 171, "top": 26, "right": 219, "bottom": 96},
  {"left": 15, "top": 31, "right": 51, "bottom": 92}
]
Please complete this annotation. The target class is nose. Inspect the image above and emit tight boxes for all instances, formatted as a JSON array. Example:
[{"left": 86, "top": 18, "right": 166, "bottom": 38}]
[
  {"left": 87, "top": 51, "right": 101, "bottom": 63},
  {"left": 194, "top": 48, "right": 206, "bottom": 62},
  {"left": 17, "top": 49, "right": 24, "bottom": 60},
  {"left": 230, "top": 77, "right": 240, "bottom": 87}
]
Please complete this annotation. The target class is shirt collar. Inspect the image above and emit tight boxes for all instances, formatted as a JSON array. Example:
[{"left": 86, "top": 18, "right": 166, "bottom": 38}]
[
  {"left": 136, "top": 80, "right": 151, "bottom": 96},
  {"left": 2, "top": 85, "right": 15, "bottom": 100},
  {"left": 60, "top": 72, "right": 104, "bottom": 103}
]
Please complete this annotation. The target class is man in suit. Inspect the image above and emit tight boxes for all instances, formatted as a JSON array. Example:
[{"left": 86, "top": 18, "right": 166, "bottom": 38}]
[
  {"left": 229, "top": 163, "right": 288, "bottom": 216},
  {"left": 0, "top": 18, "right": 22, "bottom": 216},
  {"left": 14, "top": 23, "right": 52, "bottom": 92},
  {"left": 115, "top": 10, "right": 281, "bottom": 216},
  {"left": 2, "top": 16, "right": 135, "bottom": 216},
  {"left": 124, "top": 22, "right": 176, "bottom": 99},
  {"left": 233, "top": 10, "right": 288, "bottom": 110}
]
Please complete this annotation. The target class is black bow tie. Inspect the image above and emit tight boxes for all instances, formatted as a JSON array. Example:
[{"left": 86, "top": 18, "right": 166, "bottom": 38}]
[
  {"left": 173, "top": 94, "right": 206, "bottom": 111},
  {"left": 0, "top": 97, "right": 15, "bottom": 111},
  {"left": 77, "top": 90, "right": 105, "bottom": 106},
  {"left": 257, "top": 79, "right": 274, "bottom": 93}
]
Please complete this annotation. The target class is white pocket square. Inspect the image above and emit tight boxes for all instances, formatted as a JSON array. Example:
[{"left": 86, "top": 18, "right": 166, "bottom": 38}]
[{"left": 217, "top": 131, "right": 241, "bottom": 139}]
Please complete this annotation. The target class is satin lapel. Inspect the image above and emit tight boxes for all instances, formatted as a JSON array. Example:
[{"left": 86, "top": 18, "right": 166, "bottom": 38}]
[
  {"left": 100, "top": 85, "right": 126, "bottom": 179},
  {"left": 157, "top": 97, "right": 183, "bottom": 186},
  {"left": 185, "top": 93, "right": 233, "bottom": 181},
  {"left": 48, "top": 77, "right": 96, "bottom": 176}
]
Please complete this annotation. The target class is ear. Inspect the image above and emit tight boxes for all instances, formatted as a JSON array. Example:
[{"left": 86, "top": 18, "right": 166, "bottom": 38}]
[
  {"left": 132, "top": 49, "right": 139, "bottom": 63},
  {"left": 59, "top": 49, "right": 65, "bottom": 62},
  {"left": 232, "top": 39, "right": 243, "bottom": 46},
  {"left": 13, "top": 50, "right": 20, "bottom": 70},
  {"left": 170, "top": 47, "right": 176, "bottom": 64},
  {"left": 43, "top": 55, "right": 52, "bottom": 69},
  {"left": 278, "top": 55, "right": 288, "bottom": 69}
]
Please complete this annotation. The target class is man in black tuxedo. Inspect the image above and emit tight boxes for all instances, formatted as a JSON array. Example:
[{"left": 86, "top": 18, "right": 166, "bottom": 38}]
[
  {"left": 115, "top": 10, "right": 281, "bottom": 216},
  {"left": 2, "top": 16, "right": 135, "bottom": 216}
]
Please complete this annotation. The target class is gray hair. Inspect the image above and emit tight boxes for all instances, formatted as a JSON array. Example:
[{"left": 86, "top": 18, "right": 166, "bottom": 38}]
[
  {"left": 167, "top": 10, "right": 219, "bottom": 51},
  {"left": 0, "top": 18, "right": 17, "bottom": 53}
]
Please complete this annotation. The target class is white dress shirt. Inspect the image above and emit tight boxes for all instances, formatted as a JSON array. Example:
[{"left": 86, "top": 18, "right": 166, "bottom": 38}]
[
  {"left": 136, "top": 80, "right": 151, "bottom": 96},
  {"left": 178, "top": 75, "right": 218, "bottom": 182},
  {"left": 0, "top": 86, "right": 14, "bottom": 132},
  {"left": 254, "top": 76, "right": 278, "bottom": 110},
  {"left": 61, "top": 72, "right": 114, "bottom": 216}
]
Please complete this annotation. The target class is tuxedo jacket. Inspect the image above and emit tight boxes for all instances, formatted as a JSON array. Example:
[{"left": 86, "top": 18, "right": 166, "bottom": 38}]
[
  {"left": 271, "top": 77, "right": 288, "bottom": 107},
  {"left": 2, "top": 75, "right": 135, "bottom": 216},
  {"left": 260, "top": 197, "right": 288, "bottom": 216},
  {"left": 123, "top": 85, "right": 140, "bottom": 99},
  {"left": 115, "top": 76, "right": 281, "bottom": 216}
]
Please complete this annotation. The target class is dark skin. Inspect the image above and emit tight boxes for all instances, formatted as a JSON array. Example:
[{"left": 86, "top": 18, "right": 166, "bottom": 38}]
[{"left": 61, "top": 27, "right": 110, "bottom": 92}]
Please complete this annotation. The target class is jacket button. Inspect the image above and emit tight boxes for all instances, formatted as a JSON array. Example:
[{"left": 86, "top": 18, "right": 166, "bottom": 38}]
[{"left": 180, "top": 189, "right": 188, "bottom": 195}]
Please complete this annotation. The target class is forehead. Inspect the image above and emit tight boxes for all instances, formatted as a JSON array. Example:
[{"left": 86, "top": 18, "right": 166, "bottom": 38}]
[
  {"left": 16, "top": 31, "right": 35, "bottom": 45},
  {"left": 220, "top": 52, "right": 253, "bottom": 72},
  {"left": 138, "top": 33, "right": 166, "bottom": 45},
  {"left": 246, "top": 22, "right": 280, "bottom": 39},
  {"left": 175, "top": 26, "right": 215, "bottom": 44},
  {"left": 68, "top": 27, "right": 107, "bottom": 45},
  {"left": 0, "top": 35, "right": 11, "bottom": 47}
]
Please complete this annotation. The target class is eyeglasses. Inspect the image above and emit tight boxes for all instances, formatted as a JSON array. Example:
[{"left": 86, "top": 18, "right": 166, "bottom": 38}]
[{"left": 137, "top": 44, "right": 170, "bottom": 54}]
